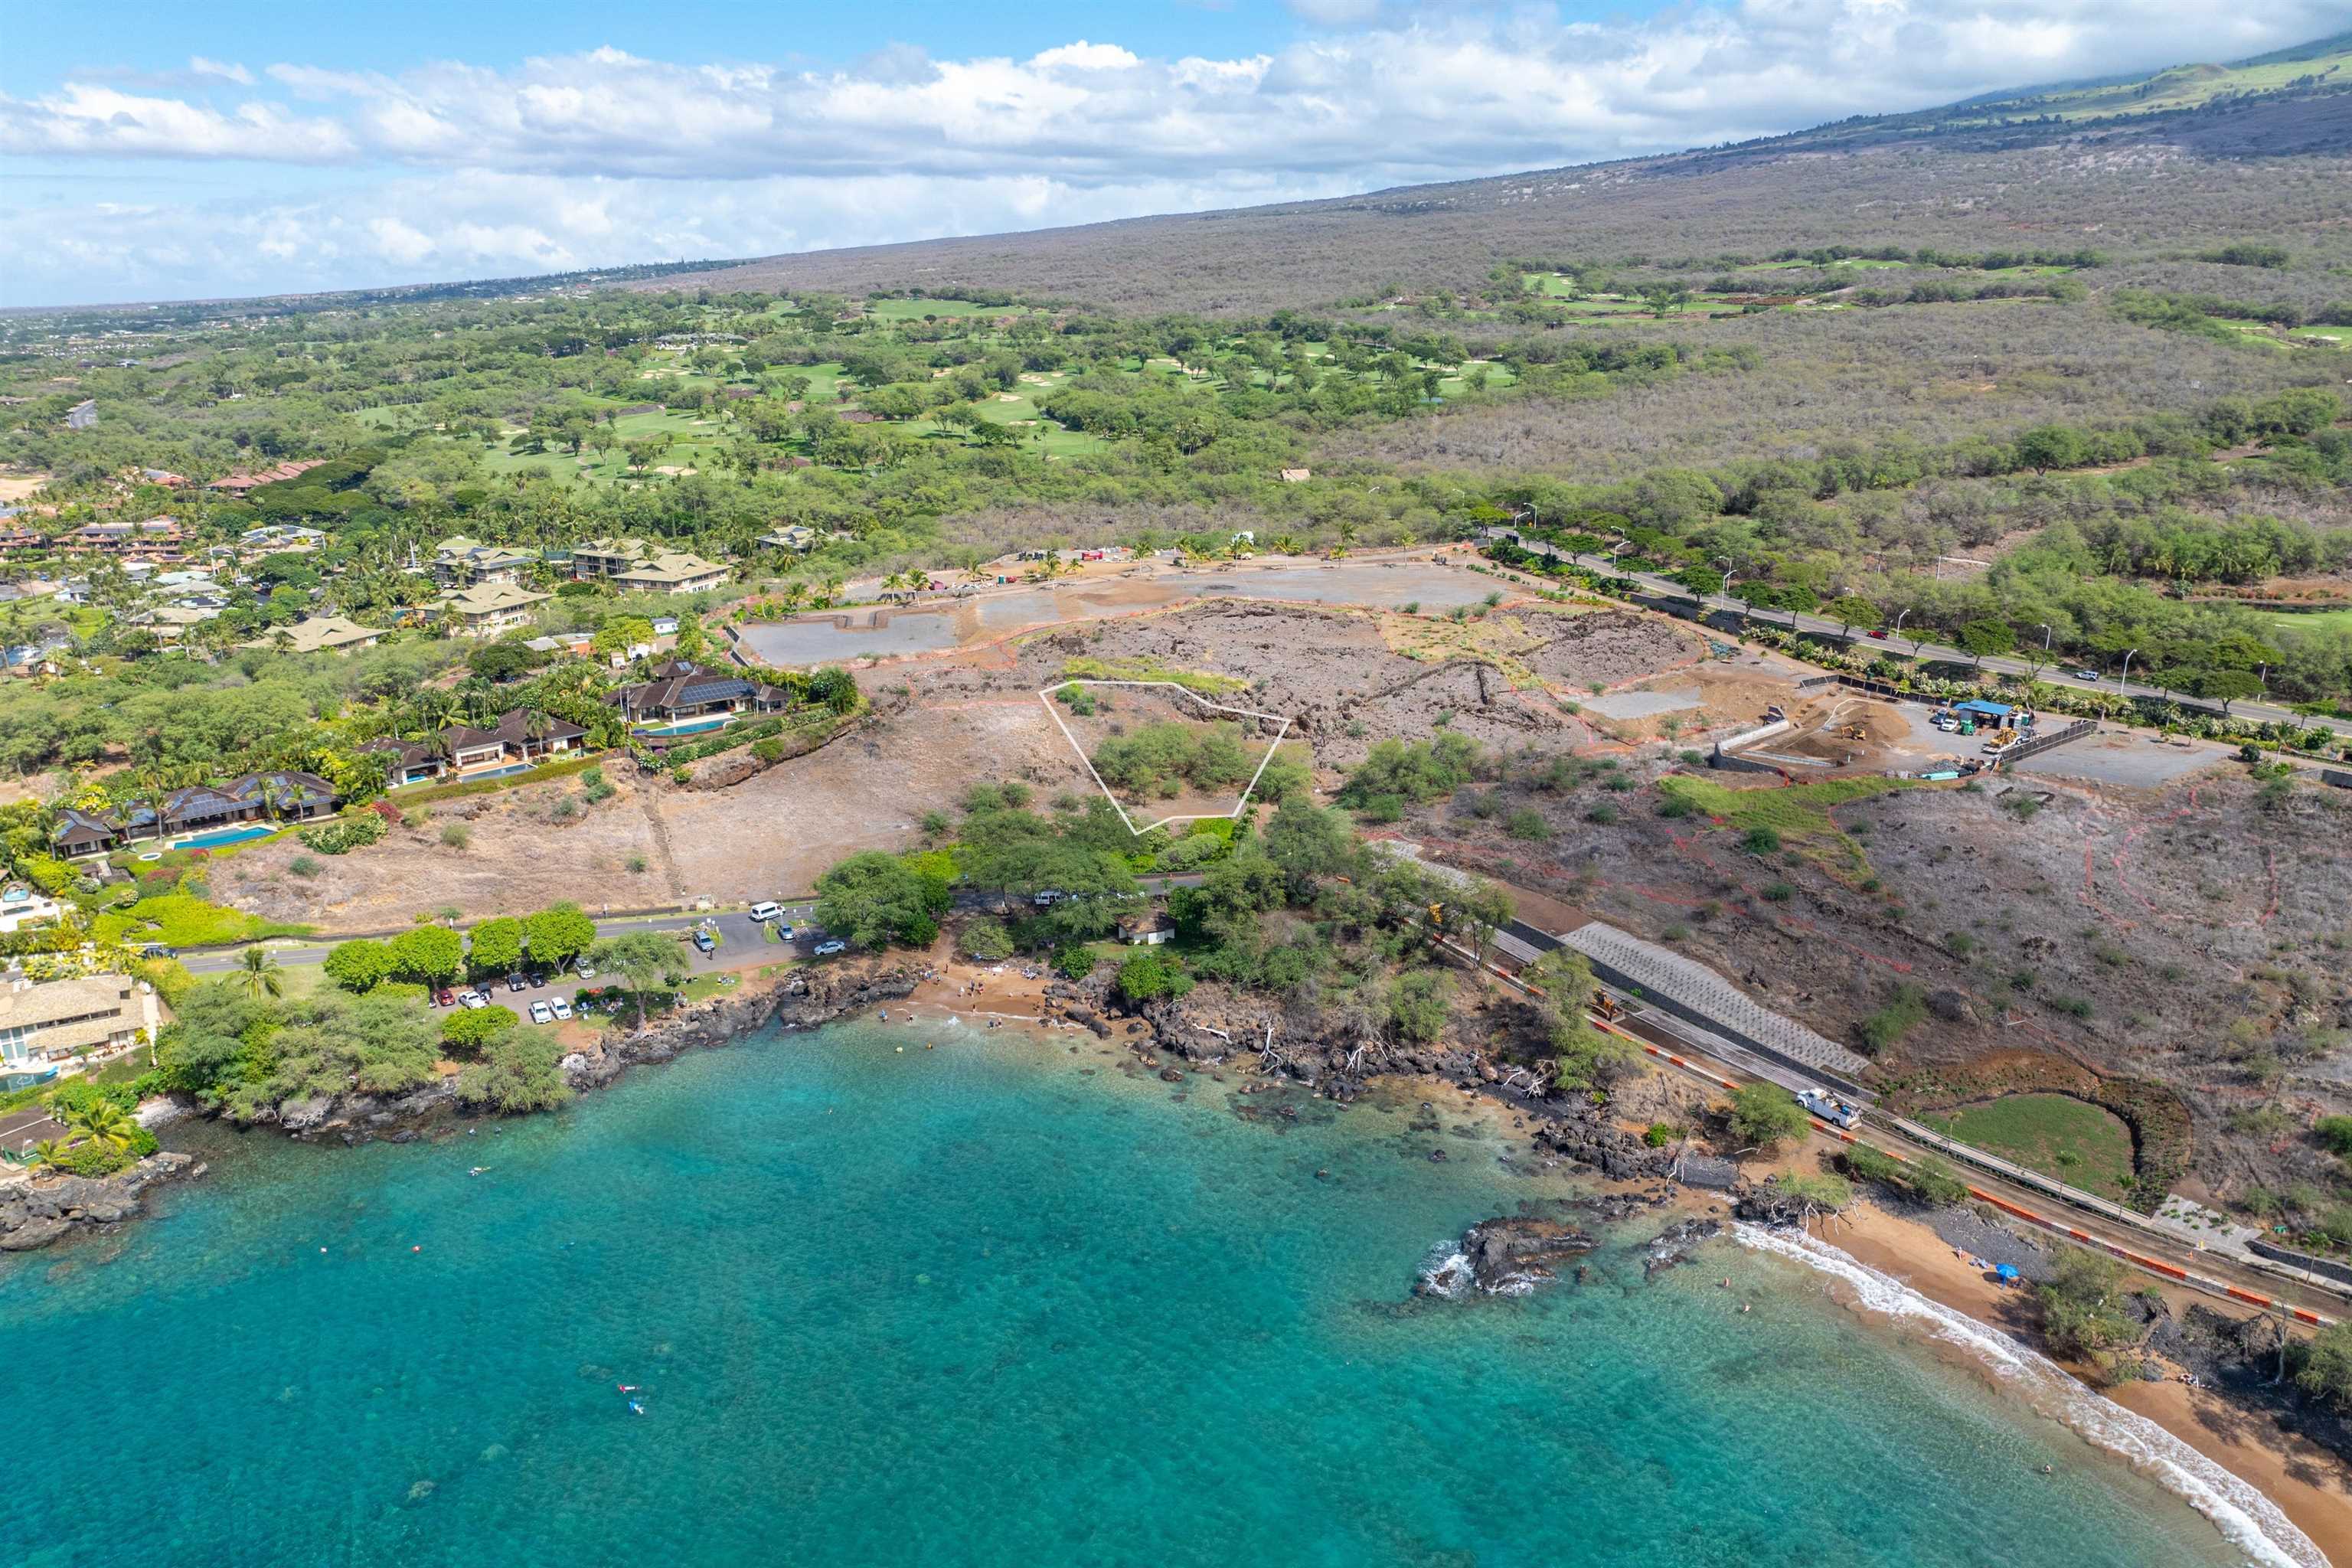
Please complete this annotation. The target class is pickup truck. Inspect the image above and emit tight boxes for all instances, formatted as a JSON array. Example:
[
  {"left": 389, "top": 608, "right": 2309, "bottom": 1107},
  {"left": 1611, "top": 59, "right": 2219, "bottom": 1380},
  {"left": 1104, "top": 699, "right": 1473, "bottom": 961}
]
[{"left": 1797, "top": 1088, "right": 1863, "bottom": 1129}]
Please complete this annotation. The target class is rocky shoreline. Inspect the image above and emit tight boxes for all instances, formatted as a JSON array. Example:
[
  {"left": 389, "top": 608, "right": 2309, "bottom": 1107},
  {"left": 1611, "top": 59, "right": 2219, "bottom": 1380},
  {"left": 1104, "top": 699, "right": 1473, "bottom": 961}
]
[
  {"left": 0, "top": 962, "right": 923, "bottom": 1255},
  {"left": 0, "top": 1152, "right": 203, "bottom": 1253}
]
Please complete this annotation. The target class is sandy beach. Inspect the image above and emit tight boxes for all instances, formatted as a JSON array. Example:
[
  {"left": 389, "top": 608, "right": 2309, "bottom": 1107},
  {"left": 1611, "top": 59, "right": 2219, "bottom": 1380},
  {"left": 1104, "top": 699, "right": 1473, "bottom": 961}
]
[{"left": 1825, "top": 1202, "right": 2352, "bottom": 1566}]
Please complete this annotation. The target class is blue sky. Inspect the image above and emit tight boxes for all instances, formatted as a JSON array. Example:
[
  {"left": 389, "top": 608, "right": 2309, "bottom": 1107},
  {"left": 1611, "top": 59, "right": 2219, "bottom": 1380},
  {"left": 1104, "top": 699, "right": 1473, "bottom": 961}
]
[{"left": 2, "top": 1, "right": 2339, "bottom": 305}]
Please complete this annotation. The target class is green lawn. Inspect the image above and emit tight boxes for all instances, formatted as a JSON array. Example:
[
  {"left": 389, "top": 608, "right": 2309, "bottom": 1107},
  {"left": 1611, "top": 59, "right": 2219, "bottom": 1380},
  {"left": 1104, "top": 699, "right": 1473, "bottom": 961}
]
[
  {"left": 92, "top": 892, "right": 312, "bottom": 948},
  {"left": 1658, "top": 774, "right": 1913, "bottom": 874},
  {"left": 1919, "top": 1093, "right": 2137, "bottom": 1200},
  {"left": 2265, "top": 607, "right": 2352, "bottom": 636}
]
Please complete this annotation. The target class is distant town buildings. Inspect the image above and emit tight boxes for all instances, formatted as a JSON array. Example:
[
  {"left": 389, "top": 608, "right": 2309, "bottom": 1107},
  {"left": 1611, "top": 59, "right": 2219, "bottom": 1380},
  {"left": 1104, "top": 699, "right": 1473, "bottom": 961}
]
[
  {"left": 240, "top": 615, "right": 386, "bottom": 655},
  {"left": 573, "top": 537, "right": 729, "bottom": 596}
]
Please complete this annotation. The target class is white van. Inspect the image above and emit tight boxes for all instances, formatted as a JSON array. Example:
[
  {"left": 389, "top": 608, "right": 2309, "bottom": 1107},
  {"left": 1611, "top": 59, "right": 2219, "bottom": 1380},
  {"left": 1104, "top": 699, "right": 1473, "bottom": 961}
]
[{"left": 750, "top": 901, "right": 784, "bottom": 923}]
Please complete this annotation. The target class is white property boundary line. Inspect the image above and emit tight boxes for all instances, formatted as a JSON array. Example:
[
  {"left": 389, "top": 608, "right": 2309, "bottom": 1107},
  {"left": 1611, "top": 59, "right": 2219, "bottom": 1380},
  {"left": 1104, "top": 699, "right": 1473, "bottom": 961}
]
[{"left": 1036, "top": 679, "right": 1295, "bottom": 836}]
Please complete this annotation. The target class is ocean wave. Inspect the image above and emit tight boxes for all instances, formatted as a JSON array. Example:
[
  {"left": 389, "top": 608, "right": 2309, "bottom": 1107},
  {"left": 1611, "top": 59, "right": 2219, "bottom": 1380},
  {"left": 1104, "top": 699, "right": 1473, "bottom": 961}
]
[
  {"left": 1734, "top": 1223, "right": 2328, "bottom": 1568},
  {"left": 1416, "top": 1241, "right": 1474, "bottom": 1299}
]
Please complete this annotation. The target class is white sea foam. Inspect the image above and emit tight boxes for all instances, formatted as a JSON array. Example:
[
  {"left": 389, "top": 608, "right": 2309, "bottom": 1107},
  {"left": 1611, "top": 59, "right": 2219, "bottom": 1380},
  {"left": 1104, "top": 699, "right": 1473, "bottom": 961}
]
[
  {"left": 1416, "top": 1242, "right": 1473, "bottom": 1299},
  {"left": 1735, "top": 1222, "right": 2328, "bottom": 1568}
]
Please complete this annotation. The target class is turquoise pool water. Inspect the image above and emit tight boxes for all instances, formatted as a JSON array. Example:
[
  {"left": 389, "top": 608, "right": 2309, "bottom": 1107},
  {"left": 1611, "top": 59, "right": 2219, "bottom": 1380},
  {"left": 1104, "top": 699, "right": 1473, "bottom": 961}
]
[
  {"left": 0, "top": 1023, "right": 2286, "bottom": 1566},
  {"left": 175, "top": 823, "right": 277, "bottom": 850}
]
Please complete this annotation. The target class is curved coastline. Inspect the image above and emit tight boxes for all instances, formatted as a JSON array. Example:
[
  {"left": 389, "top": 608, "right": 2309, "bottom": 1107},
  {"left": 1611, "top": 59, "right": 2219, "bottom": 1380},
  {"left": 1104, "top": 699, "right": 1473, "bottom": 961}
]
[{"left": 1737, "top": 1222, "right": 2329, "bottom": 1568}]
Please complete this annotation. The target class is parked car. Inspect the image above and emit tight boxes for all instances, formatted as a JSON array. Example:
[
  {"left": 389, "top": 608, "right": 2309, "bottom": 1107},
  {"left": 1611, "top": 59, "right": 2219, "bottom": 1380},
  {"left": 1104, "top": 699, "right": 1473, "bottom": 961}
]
[
  {"left": 550, "top": 998, "right": 574, "bottom": 1021},
  {"left": 2069, "top": 668, "right": 2102, "bottom": 682},
  {"left": 813, "top": 939, "right": 848, "bottom": 957},
  {"left": 529, "top": 1000, "right": 555, "bottom": 1025},
  {"left": 775, "top": 923, "right": 795, "bottom": 941},
  {"left": 505, "top": 972, "right": 528, "bottom": 993},
  {"left": 576, "top": 962, "right": 596, "bottom": 980},
  {"left": 433, "top": 987, "right": 456, "bottom": 1008},
  {"left": 750, "top": 901, "right": 783, "bottom": 923},
  {"left": 459, "top": 990, "right": 491, "bottom": 1010},
  {"left": 138, "top": 942, "right": 176, "bottom": 959},
  {"left": 692, "top": 929, "right": 716, "bottom": 955}
]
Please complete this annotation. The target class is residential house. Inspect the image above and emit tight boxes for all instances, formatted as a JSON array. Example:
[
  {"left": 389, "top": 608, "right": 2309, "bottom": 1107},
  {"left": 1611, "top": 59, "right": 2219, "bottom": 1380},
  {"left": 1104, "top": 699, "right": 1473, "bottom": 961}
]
[
  {"left": 609, "top": 659, "right": 795, "bottom": 727},
  {"left": 140, "top": 603, "right": 220, "bottom": 645},
  {"left": 64, "top": 400, "right": 97, "bottom": 430},
  {"left": 70, "top": 518, "right": 181, "bottom": 556},
  {"left": 0, "top": 973, "right": 160, "bottom": 1084},
  {"left": 206, "top": 458, "right": 325, "bottom": 495},
  {"left": 51, "top": 770, "right": 340, "bottom": 858},
  {"left": 139, "top": 468, "right": 191, "bottom": 488},
  {"left": 439, "top": 581, "right": 551, "bottom": 637},
  {"left": 1119, "top": 912, "right": 1177, "bottom": 946},
  {"left": 760, "top": 524, "right": 817, "bottom": 553},
  {"left": 51, "top": 808, "right": 119, "bottom": 860},
  {"left": 523, "top": 631, "right": 595, "bottom": 660},
  {"left": 0, "top": 884, "right": 64, "bottom": 935},
  {"left": 240, "top": 615, "right": 387, "bottom": 655},
  {"left": 361, "top": 708, "right": 587, "bottom": 785},
  {"left": 239, "top": 523, "right": 328, "bottom": 554},
  {"left": 572, "top": 537, "right": 729, "bottom": 596},
  {"left": 355, "top": 737, "right": 448, "bottom": 787},
  {"left": 432, "top": 537, "right": 539, "bottom": 588}
]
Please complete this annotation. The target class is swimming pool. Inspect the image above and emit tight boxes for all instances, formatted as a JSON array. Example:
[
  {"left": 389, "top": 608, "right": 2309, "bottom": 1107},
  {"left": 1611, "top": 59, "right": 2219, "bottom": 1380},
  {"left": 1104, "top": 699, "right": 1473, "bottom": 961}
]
[
  {"left": 173, "top": 824, "right": 278, "bottom": 851},
  {"left": 636, "top": 717, "right": 730, "bottom": 737}
]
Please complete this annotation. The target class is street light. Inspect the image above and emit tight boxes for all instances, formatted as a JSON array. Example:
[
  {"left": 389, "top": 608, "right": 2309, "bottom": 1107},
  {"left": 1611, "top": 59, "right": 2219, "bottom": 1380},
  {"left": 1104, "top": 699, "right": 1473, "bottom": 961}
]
[
  {"left": 2118, "top": 648, "right": 2137, "bottom": 693},
  {"left": 1893, "top": 607, "right": 1912, "bottom": 651},
  {"left": 1713, "top": 557, "right": 1734, "bottom": 599},
  {"left": 2037, "top": 624, "right": 2053, "bottom": 650}
]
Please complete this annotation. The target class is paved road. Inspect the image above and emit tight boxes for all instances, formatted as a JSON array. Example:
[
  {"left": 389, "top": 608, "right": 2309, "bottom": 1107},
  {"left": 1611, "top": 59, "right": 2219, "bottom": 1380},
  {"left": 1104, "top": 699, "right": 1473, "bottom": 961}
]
[
  {"left": 178, "top": 883, "right": 1205, "bottom": 975},
  {"left": 1499, "top": 541, "right": 2351, "bottom": 744},
  {"left": 184, "top": 905, "right": 819, "bottom": 975}
]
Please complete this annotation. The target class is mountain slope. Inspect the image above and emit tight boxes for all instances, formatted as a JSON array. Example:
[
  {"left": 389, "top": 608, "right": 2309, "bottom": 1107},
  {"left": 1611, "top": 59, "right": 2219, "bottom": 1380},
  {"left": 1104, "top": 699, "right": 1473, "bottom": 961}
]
[{"left": 658, "top": 32, "right": 2352, "bottom": 315}]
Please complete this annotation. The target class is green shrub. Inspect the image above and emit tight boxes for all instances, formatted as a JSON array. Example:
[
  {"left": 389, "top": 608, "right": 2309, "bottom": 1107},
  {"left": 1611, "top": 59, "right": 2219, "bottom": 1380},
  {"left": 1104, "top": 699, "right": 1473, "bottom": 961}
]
[
  {"left": 456, "top": 1031, "right": 572, "bottom": 1114},
  {"left": 1114, "top": 949, "right": 1188, "bottom": 1001},
  {"left": 2314, "top": 1115, "right": 2352, "bottom": 1158},
  {"left": 289, "top": 855, "right": 322, "bottom": 879},
  {"left": 439, "top": 824, "right": 472, "bottom": 850},
  {"left": 1504, "top": 808, "right": 1552, "bottom": 841},
  {"left": 441, "top": 1004, "right": 519, "bottom": 1054},
  {"left": 1860, "top": 983, "right": 1929, "bottom": 1055},
  {"left": 1727, "top": 1084, "right": 1810, "bottom": 1150},
  {"left": 957, "top": 919, "right": 1014, "bottom": 962},
  {"left": 299, "top": 812, "right": 388, "bottom": 856}
]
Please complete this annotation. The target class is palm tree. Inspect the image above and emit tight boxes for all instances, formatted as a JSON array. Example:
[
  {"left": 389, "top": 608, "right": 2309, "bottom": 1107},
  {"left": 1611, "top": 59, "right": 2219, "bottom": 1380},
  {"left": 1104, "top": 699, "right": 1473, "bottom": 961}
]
[
  {"left": 67, "top": 1099, "right": 136, "bottom": 1153},
  {"left": 238, "top": 946, "right": 285, "bottom": 1001}
]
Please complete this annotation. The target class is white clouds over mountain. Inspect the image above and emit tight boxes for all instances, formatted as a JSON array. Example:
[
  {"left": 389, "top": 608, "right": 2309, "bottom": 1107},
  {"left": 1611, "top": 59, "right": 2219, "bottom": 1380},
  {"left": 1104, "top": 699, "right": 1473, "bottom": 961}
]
[{"left": 0, "top": 2, "right": 2337, "bottom": 301}]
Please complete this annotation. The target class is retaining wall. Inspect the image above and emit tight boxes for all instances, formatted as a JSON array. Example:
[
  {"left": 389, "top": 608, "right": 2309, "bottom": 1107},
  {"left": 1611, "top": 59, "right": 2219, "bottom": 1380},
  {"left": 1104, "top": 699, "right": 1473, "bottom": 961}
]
[
  {"left": 1561, "top": 921, "right": 1873, "bottom": 1096},
  {"left": 2251, "top": 1240, "right": 2352, "bottom": 1289}
]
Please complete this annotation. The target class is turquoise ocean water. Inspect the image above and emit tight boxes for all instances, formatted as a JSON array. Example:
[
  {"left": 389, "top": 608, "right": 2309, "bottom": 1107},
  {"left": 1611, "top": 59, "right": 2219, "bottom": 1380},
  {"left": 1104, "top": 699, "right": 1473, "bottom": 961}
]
[{"left": 0, "top": 1021, "right": 2296, "bottom": 1566}]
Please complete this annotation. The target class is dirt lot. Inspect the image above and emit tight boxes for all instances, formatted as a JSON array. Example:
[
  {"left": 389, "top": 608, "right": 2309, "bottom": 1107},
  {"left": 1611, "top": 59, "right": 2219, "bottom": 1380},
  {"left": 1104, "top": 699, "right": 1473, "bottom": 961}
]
[
  {"left": 219, "top": 772, "right": 671, "bottom": 928},
  {"left": 2011, "top": 727, "right": 2232, "bottom": 789},
  {"left": 204, "top": 589, "right": 2352, "bottom": 1213},
  {"left": 1403, "top": 753, "right": 2352, "bottom": 1208},
  {"left": 1043, "top": 679, "right": 1288, "bottom": 826}
]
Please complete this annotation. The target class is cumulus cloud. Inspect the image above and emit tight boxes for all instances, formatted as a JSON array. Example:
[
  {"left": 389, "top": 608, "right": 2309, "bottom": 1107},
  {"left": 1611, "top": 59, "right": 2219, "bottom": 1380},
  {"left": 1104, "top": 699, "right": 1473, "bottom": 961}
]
[
  {"left": 188, "top": 57, "right": 256, "bottom": 87},
  {"left": 0, "top": 1, "right": 2337, "bottom": 301}
]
